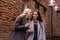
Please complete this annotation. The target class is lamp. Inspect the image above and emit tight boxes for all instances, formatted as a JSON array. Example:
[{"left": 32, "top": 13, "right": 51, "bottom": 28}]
[
  {"left": 54, "top": 4, "right": 59, "bottom": 11},
  {"left": 49, "top": 0, "right": 56, "bottom": 7},
  {"left": 48, "top": 0, "right": 56, "bottom": 40}
]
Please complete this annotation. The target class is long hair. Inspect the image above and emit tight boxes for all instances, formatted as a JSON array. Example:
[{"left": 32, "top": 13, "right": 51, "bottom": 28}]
[
  {"left": 31, "top": 11, "right": 42, "bottom": 22},
  {"left": 15, "top": 8, "right": 31, "bottom": 21}
]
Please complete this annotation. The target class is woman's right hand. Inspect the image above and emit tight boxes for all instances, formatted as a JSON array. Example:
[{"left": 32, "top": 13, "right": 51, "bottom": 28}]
[
  {"left": 27, "top": 29, "right": 34, "bottom": 33},
  {"left": 25, "top": 23, "right": 30, "bottom": 27}
]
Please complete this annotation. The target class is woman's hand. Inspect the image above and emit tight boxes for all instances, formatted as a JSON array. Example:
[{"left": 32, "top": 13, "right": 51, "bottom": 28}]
[
  {"left": 25, "top": 23, "right": 30, "bottom": 27},
  {"left": 27, "top": 29, "right": 34, "bottom": 34}
]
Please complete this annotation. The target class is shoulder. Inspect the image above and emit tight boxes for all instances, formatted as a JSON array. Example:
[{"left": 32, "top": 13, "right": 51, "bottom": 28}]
[
  {"left": 15, "top": 16, "right": 25, "bottom": 23},
  {"left": 16, "top": 16, "right": 24, "bottom": 20},
  {"left": 41, "top": 22, "right": 44, "bottom": 25},
  {"left": 39, "top": 21, "right": 43, "bottom": 24},
  {"left": 39, "top": 21, "right": 44, "bottom": 26},
  {"left": 30, "top": 20, "right": 33, "bottom": 23}
]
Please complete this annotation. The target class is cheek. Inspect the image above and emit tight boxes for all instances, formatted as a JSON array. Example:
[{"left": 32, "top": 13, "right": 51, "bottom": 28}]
[
  {"left": 33, "top": 15, "right": 38, "bottom": 18},
  {"left": 28, "top": 12, "right": 31, "bottom": 15},
  {"left": 35, "top": 16, "right": 38, "bottom": 18}
]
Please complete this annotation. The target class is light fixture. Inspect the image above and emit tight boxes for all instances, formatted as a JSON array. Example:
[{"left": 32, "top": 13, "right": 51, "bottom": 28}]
[
  {"left": 54, "top": 4, "right": 59, "bottom": 11},
  {"left": 49, "top": 0, "right": 56, "bottom": 7}
]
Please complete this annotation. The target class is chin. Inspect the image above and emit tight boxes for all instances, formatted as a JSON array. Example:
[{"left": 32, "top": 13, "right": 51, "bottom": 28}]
[{"left": 33, "top": 18, "right": 37, "bottom": 20}]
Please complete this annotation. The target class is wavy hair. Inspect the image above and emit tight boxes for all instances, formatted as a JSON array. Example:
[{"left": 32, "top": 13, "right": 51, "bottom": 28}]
[
  {"left": 31, "top": 11, "right": 42, "bottom": 22},
  {"left": 15, "top": 8, "right": 31, "bottom": 21}
]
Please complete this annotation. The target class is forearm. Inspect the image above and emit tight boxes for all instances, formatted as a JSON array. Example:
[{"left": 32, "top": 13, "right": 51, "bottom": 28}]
[{"left": 15, "top": 25, "right": 29, "bottom": 32}]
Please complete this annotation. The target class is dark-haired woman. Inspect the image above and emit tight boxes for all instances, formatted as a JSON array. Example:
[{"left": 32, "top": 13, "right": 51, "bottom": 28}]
[{"left": 27, "top": 11, "right": 46, "bottom": 40}]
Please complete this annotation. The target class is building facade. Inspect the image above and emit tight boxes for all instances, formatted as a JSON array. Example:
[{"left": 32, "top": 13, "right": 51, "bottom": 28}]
[{"left": 0, "top": 0, "right": 60, "bottom": 40}]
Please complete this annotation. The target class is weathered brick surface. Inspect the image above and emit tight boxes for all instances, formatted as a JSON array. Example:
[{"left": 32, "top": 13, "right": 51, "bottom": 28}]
[
  {"left": 0, "top": 0, "right": 60, "bottom": 40},
  {"left": 0, "top": 0, "right": 23, "bottom": 40}
]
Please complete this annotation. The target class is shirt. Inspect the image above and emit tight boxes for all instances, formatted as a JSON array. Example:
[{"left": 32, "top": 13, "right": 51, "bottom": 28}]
[{"left": 33, "top": 24, "right": 38, "bottom": 40}]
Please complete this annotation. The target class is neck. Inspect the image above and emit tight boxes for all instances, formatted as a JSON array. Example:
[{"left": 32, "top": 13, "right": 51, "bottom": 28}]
[{"left": 33, "top": 19, "right": 38, "bottom": 23}]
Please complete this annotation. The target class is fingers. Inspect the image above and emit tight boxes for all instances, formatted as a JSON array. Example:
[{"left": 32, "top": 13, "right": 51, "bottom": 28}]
[
  {"left": 27, "top": 29, "right": 34, "bottom": 33},
  {"left": 25, "top": 23, "right": 30, "bottom": 27}
]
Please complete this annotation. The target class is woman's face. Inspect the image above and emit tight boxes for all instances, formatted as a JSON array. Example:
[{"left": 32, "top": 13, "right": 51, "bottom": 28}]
[
  {"left": 28, "top": 10, "right": 32, "bottom": 16},
  {"left": 26, "top": 10, "right": 32, "bottom": 18},
  {"left": 33, "top": 12, "right": 38, "bottom": 20}
]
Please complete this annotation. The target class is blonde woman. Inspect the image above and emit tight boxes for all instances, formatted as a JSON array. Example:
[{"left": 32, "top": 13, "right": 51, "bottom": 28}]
[{"left": 10, "top": 8, "right": 33, "bottom": 40}]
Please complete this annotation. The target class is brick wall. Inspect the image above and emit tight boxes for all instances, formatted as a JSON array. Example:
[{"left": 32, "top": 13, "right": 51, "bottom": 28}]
[
  {"left": 0, "top": 0, "right": 60, "bottom": 40},
  {"left": 0, "top": 0, "right": 23, "bottom": 40},
  {"left": 0, "top": 0, "right": 50, "bottom": 40}
]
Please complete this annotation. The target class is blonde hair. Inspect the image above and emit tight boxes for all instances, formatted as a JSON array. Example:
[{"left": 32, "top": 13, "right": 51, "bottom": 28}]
[{"left": 15, "top": 8, "right": 31, "bottom": 21}]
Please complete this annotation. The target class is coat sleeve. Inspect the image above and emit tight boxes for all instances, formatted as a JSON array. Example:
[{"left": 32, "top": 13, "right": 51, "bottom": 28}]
[
  {"left": 14, "top": 16, "right": 28, "bottom": 32},
  {"left": 38, "top": 22, "right": 46, "bottom": 40},
  {"left": 42, "top": 23, "right": 46, "bottom": 40}
]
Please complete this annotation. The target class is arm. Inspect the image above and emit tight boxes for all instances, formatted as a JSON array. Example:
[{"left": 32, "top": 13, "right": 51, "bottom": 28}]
[
  {"left": 39, "top": 23, "right": 46, "bottom": 40},
  {"left": 42, "top": 23, "right": 46, "bottom": 40},
  {"left": 14, "top": 16, "right": 29, "bottom": 32}
]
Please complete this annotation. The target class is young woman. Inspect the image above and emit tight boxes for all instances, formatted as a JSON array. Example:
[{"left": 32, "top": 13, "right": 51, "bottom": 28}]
[
  {"left": 10, "top": 8, "right": 32, "bottom": 40},
  {"left": 27, "top": 11, "right": 46, "bottom": 40}
]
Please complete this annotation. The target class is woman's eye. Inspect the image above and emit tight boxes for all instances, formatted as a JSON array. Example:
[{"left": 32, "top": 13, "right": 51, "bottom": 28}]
[{"left": 35, "top": 14, "right": 37, "bottom": 15}]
